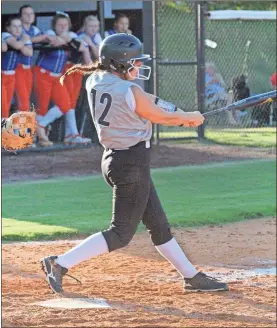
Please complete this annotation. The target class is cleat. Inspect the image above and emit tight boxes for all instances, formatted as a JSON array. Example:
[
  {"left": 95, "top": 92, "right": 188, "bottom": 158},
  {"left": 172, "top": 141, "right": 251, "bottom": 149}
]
[
  {"left": 40, "top": 256, "right": 67, "bottom": 294},
  {"left": 40, "top": 256, "right": 82, "bottom": 294},
  {"left": 184, "top": 272, "right": 229, "bottom": 293}
]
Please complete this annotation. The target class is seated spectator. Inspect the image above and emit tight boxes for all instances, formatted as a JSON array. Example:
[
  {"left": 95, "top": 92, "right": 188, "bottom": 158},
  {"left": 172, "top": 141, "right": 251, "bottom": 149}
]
[
  {"left": 105, "top": 13, "right": 132, "bottom": 37},
  {"left": 205, "top": 62, "right": 228, "bottom": 110},
  {"left": 34, "top": 12, "right": 91, "bottom": 146},
  {"left": 77, "top": 15, "right": 102, "bottom": 60},
  {"left": 1, "top": 17, "right": 32, "bottom": 119}
]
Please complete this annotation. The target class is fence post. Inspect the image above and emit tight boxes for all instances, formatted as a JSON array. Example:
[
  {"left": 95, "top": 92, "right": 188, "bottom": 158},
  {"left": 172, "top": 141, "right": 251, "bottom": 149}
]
[
  {"left": 143, "top": 0, "right": 159, "bottom": 145},
  {"left": 97, "top": 1, "right": 105, "bottom": 39},
  {"left": 195, "top": 1, "right": 206, "bottom": 139}
]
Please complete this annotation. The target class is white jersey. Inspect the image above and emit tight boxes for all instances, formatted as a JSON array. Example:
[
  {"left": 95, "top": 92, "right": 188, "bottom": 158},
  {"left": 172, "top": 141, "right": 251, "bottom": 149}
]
[{"left": 86, "top": 71, "right": 152, "bottom": 149}]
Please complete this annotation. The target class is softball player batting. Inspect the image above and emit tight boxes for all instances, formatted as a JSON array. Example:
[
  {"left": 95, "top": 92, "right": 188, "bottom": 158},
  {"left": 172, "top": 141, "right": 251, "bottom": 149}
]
[{"left": 41, "top": 34, "right": 228, "bottom": 294}]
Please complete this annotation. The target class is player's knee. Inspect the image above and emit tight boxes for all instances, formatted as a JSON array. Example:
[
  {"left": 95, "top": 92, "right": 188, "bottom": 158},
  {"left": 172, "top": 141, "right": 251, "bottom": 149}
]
[
  {"left": 102, "top": 227, "right": 135, "bottom": 252},
  {"left": 149, "top": 222, "right": 173, "bottom": 246}
]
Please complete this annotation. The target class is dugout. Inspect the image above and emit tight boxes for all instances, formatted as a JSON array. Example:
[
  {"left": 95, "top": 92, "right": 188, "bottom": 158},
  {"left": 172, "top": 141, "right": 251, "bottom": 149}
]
[{"left": 1, "top": 1, "right": 143, "bottom": 143}]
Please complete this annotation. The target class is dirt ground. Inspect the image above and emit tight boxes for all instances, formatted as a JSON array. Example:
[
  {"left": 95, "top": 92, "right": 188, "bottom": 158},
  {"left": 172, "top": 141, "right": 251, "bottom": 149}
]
[
  {"left": 2, "top": 143, "right": 276, "bottom": 327},
  {"left": 1, "top": 143, "right": 275, "bottom": 183},
  {"left": 2, "top": 218, "right": 276, "bottom": 328}
]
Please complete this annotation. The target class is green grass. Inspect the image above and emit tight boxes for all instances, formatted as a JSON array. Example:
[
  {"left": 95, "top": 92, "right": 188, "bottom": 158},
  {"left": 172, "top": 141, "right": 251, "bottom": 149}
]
[
  {"left": 2, "top": 159, "right": 276, "bottom": 241},
  {"left": 159, "top": 127, "right": 276, "bottom": 147}
]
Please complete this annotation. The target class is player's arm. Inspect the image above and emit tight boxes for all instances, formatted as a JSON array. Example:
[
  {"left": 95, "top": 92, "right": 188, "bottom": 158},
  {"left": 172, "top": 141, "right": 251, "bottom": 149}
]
[
  {"left": 132, "top": 86, "right": 204, "bottom": 127},
  {"left": 5, "top": 36, "right": 25, "bottom": 50},
  {"left": 31, "top": 34, "right": 49, "bottom": 43},
  {"left": 20, "top": 34, "right": 33, "bottom": 57},
  {"left": 81, "top": 35, "right": 98, "bottom": 60},
  {"left": 144, "top": 91, "right": 202, "bottom": 125}
]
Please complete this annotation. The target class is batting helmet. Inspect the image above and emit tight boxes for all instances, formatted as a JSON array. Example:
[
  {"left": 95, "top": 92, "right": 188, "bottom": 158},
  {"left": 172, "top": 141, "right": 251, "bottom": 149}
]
[{"left": 99, "top": 33, "right": 151, "bottom": 80}]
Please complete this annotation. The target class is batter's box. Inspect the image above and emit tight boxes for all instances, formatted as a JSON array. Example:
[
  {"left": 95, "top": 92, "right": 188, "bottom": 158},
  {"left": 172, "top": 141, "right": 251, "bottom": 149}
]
[{"left": 33, "top": 298, "right": 111, "bottom": 309}]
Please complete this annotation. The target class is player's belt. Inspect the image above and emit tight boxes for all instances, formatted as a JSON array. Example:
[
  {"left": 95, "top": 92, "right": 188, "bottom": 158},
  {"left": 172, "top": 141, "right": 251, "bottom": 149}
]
[
  {"left": 107, "top": 140, "right": 151, "bottom": 151},
  {"left": 40, "top": 68, "right": 61, "bottom": 77},
  {"left": 1, "top": 70, "right": 15, "bottom": 75}
]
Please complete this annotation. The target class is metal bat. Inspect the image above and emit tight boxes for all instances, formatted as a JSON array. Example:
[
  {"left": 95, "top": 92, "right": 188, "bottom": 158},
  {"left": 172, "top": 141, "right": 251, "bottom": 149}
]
[{"left": 203, "top": 90, "right": 277, "bottom": 118}]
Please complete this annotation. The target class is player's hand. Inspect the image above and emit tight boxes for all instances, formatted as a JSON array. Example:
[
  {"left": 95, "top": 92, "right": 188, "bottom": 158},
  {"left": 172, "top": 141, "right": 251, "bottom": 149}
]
[
  {"left": 182, "top": 111, "right": 205, "bottom": 127},
  {"left": 60, "top": 33, "right": 72, "bottom": 43},
  {"left": 21, "top": 33, "right": 31, "bottom": 43}
]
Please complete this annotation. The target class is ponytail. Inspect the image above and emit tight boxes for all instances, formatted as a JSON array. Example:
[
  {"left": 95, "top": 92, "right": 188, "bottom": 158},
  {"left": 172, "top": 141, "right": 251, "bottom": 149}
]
[{"left": 60, "top": 61, "right": 106, "bottom": 85}]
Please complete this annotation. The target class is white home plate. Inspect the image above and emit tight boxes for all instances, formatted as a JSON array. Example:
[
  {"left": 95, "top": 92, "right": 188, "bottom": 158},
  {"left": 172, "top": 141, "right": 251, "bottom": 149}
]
[{"left": 34, "top": 298, "right": 111, "bottom": 309}]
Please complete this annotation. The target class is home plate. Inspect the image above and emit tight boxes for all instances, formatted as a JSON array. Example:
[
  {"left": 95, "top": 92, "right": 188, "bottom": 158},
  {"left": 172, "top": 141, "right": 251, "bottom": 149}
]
[{"left": 34, "top": 298, "right": 111, "bottom": 309}]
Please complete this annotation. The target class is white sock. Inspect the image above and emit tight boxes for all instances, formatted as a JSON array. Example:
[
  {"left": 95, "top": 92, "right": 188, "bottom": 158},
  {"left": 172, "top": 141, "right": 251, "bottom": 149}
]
[
  {"left": 65, "top": 109, "right": 78, "bottom": 137},
  {"left": 56, "top": 232, "right": 109, "bottom": 269},
  {"left": 39, "top": 106, "right": 63, "bottom": 127},
  {"left": 155, "top": 237, "right": 198, "bottom": 279}
]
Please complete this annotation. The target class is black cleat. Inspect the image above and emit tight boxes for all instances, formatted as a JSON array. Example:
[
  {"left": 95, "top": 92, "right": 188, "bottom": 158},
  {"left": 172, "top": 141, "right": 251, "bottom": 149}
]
[{"left": 184, "top": 272, "right": 229, "bottom": 292}]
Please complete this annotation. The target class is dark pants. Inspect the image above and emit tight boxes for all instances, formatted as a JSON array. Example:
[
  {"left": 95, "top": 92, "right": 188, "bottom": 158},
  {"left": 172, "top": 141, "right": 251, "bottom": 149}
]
[{"left": 101, "top": 142, "right": 173, "bottom": 252}]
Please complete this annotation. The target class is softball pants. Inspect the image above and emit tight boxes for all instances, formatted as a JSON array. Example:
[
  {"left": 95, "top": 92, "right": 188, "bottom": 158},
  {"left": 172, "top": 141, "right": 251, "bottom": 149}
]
[{"left": 101, "top": 141, "right": 173, "bottom": 252}]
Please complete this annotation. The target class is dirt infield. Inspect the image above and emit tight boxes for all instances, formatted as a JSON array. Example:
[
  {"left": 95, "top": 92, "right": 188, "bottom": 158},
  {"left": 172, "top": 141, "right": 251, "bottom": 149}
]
[
  {"left": 2, "top": 143, "right": 275, "bottom": 183},
  {"left": 2, "top": 218, "right": 276, "bottom": 327}
]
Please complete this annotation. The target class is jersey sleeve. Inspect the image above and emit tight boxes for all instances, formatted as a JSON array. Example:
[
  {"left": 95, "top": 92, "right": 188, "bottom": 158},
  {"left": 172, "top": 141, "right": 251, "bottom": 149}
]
[
  {"left": 24, "top": 39, "right": 33, "bottom": 46},
  {"left": 2, "top": 32, "right": 13, "bottom": 42},
  {"left": 68, "top": 31, "right": 78, "bottom": 39},
  {"left": 94, "top": 33, "right": 103, "bottom": 46},
  {"left": 125, "top": 87, "right": 136, "bottom": 112},
  {"left": 33, "top": 26, "right": 42, "bottom": 36},
  {"left": 45, "top": 29, "right": 56, "bottom": 36}
]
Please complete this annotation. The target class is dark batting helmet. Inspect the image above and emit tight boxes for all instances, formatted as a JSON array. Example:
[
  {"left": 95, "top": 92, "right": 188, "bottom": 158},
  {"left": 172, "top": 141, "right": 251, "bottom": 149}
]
[{"left": 99, "top": 33, "right": 151, "bottom": 80}]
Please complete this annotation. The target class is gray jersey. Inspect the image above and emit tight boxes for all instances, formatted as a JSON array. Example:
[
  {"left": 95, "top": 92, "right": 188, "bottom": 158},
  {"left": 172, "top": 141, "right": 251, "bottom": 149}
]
[{"left": 86, "top": 71, "right": 152, "bottom": 149}]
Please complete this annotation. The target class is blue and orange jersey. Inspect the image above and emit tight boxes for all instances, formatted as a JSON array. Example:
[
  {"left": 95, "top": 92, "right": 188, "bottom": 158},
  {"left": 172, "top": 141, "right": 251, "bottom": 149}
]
[
  {"left": 19, "top": 25, "right": 41, "bottom": 66},
  {"left": 1, "top": 32, "right": 32, "bottom": 71},
  {"left": 36, "top": 30, "right": 79, "bottom": 74}
]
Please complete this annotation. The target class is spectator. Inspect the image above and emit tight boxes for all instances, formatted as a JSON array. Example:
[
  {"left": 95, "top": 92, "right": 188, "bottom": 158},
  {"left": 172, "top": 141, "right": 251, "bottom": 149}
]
[
  {"left": 34, "top": 12, "right": 91, "bottom": 146},
  {"left": 205, "top": 62, "right": 228, "bottom": 110},
  {"left": 105, "top": 13, "right": 132, "bottom": 37},
  {"left": 1, "top": 17, "right": 32, "bottom": 119},
  {"left": 77, "top": 15, "right": 102, "bottom": 60}
]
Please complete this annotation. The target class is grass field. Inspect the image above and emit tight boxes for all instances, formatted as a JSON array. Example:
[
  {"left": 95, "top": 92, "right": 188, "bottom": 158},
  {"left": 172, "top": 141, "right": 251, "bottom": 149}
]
[
  {"left": 2, "top": 159, "right": 276, "bottom": 241},
  {"left": 158, "top": 127, "right": 277, "bottom": 147}
]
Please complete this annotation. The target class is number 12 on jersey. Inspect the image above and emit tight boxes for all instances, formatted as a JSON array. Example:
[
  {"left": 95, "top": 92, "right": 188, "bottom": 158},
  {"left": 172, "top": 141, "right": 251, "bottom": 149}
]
[{"left": 91, "top": 88, "right": 112, "bottom": 127}]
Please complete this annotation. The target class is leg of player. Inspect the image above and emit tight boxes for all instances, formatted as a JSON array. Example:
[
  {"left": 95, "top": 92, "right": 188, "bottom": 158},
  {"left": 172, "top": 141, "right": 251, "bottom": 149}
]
[
  {"left": 40, "top": 144, "right": 152, "bottom": 294},
  {"left": 142, "top": 180, "right": 229, "bottom": 293},
  {"left": 33, "top": 67, "right": 54, "bottom": 146},
  {"left": 52, "top": 79, "right": 91, "bottom": 145},
  {"left": 1, "top": 73, "right": 16, "bottom": 119}
]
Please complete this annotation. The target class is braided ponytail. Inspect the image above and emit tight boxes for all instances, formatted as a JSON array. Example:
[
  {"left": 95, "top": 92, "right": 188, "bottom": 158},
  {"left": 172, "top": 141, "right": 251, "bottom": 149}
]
[{"left": 60, "top": 61, "right": 105, "bottom": 85}]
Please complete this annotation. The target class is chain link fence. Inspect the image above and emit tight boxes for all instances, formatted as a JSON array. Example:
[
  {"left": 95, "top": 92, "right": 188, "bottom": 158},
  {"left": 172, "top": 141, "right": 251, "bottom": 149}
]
[
  {"left": 155, "top": 1, "right": 198, "bottom": 141},
  {"left": 154, "top": 0, "right": 276, "bottom": 145},
  {"left": 204, "top": 3, "right": 276, "bottom": 140}
]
